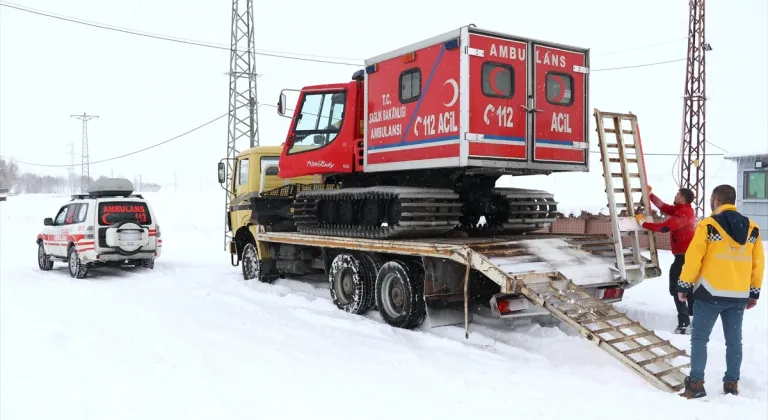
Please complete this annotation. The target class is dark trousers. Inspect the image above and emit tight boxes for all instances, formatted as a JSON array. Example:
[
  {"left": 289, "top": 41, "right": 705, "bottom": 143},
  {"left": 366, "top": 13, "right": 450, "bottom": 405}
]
[
  {"left": 689, "top": 299, "right": 745, "bottom": 382},
  {"left": 669, "top": 254, "right": 694, "bottom": 326}
]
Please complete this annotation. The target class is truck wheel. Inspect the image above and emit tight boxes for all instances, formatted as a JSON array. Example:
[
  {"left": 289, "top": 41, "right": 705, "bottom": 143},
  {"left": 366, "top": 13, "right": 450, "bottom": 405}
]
[
  {"left": 67, "top": 247, "right": 88, "bottom": 279},
  {"left": 241, "top": 243, "right": 274, "bottom": 283},
  {"left": 37, "top": 242, "right": 53, "bottom": 271},
  {"left": 375, "top": 260, "right": 426, "bottom": 329},
  {"left": 329, "top": 253, "right": 375, "bottom": 314},
  {"left": 358, "top": 252, "right": 384, "bottom": 311}
]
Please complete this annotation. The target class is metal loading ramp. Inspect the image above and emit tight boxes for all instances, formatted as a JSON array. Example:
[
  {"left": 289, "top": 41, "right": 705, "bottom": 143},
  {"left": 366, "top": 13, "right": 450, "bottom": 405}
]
[{"left": 470, "top": 250, "right": 691, "bottom": 393}]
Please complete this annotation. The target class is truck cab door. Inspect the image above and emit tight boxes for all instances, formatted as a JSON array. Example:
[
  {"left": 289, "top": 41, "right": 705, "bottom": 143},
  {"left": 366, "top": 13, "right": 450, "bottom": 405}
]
[
  {"left": 531, "top": 44, "right": 589, "bottom": 168},
  {"left": 278, "top": 89, "right": 355, "bottom": 178},
  {"left": 229, "top": 157, "right": 252, "bottom": 234}
]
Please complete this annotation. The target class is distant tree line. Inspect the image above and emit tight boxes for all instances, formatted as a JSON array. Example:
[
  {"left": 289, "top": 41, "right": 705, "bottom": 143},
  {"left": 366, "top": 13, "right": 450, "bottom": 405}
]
[{"left": 0, "top": 158, "right": 161, "bottom": 194}]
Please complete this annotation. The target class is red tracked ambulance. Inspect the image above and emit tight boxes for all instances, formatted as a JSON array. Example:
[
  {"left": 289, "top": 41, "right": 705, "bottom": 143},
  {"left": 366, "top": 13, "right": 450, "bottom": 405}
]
[{"left": 263, "top": 24, "right": 590, "bottom": 240}]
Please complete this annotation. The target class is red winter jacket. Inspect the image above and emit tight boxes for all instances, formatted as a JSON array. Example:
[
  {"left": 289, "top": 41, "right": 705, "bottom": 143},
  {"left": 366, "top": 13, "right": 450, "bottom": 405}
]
[{"left": 642, "top": 193, "right": 696, "bottom": 255}]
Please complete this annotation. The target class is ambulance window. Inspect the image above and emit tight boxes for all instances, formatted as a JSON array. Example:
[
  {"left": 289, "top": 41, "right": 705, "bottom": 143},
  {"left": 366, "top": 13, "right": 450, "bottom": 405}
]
[
  {"left": 64, "top": 205, "right": 78, "bottom": 224},
  {"left": 545, "top": 72, "right": 574, "bottom": 106},
  {"left": 481, "top": 62, "right": 514, "bottom": 98},
  {"left": 53, "top": 205, "right": 69, "bottom": 226},
  {"left": 399, "top": 68, "right": 421, "bottom": 103},
  {"left": 75, "top": 204, "right": 89, "bottom": 223}
]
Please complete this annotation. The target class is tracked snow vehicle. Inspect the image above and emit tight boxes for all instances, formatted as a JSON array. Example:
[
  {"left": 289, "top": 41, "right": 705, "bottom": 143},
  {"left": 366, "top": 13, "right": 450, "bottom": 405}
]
[{"left": 236, "top": 25, "right": 589, "bottom": 239}]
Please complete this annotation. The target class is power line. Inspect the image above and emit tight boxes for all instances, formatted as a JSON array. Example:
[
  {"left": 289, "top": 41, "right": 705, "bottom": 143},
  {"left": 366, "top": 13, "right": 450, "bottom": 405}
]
[
  {"left": 592, "top": 37, "right": 687, "bottom": 56},
  {"left": 0, "top": 1, "right": 690, "bottom": 72},
  {"left": 2, "top": 134, "right": 724, "bottom": 168},
  {"left": 588, "top": 150, "right": 723, "bottom": 156},
  {"left": 1, "top": 109, "right": 232, "bottom": 168},
  {"left": 590, "top": 58, "right": 686, "bottom": 72},
  {"left": 0, "top": 2, "right": 363, "bottom": 66}
]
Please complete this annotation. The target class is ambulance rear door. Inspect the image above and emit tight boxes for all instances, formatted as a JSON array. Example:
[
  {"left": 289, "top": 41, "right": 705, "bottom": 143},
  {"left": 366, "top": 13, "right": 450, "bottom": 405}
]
[
  {"left": 465, "top": 31, "right": 529, "bottom": 162},
  {"left": 531, "top": 42, "right": 589, "bottom": 170}
]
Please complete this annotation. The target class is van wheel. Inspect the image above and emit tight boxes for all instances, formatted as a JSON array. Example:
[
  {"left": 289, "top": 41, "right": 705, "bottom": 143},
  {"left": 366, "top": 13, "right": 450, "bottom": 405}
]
[
  {"left": 67, "top": 247, "right": 88, "bottom": 279},
  {"left": 375, "top": 260, "right": 426, "bottom": 329},
  {"left": 241, "top": 243, "right": 275, "bottom": 283},
  {"left": 37, "top": 242, "right": 53, "bottom": 271},
  {"left": 329, "top": 253, "right": 375, "bottom": 314}
]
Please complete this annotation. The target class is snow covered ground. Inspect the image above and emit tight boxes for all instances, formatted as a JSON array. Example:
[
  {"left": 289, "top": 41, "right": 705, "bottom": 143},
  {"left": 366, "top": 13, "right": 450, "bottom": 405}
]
[{"left": 1, "top": 191, "right": 766, "bottom": 420}]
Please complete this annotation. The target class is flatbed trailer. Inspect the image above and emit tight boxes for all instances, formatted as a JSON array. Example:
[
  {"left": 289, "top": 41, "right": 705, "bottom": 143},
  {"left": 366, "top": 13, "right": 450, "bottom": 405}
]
[
  {"left": 251, "top": 228, "right": 687, "bottom": 392},
  {"left": 236, "top": 110, "right": 691, "bottom": 392}
]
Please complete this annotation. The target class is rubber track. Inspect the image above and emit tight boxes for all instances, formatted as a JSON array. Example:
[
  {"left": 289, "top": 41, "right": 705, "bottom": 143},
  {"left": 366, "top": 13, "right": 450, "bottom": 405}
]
[
  {"left": 464, "top": 188, "right": 559, "bottom": 235},
  {"left": 293, "top": 186, "right": 462, "bottom": 239}
]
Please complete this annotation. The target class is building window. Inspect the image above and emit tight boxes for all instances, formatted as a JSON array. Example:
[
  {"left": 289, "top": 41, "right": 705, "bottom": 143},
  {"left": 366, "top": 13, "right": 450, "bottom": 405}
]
[
  {"left": 545, "top": 72, "right": 574, "bottom": 106},
  {"left": 399, "top": 68, "right": 421, "bottom": 103},
  {"left": 745, "top": 170, "right": 767, "bottom": 199},
  {"left": 481, "top": 62, "right": 514, "bottom": 98}
]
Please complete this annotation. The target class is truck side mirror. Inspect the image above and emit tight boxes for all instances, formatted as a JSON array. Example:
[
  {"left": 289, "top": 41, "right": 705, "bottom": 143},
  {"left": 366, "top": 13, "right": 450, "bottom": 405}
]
[
  {"left": 277, "top": 93, "right": 287, "bottom": 116},
  {"left": 44, "top": 217, "right": 53, "bottom": 226},
  {"left": 217, "top": 162, "right": 226, "bottom": 184}
]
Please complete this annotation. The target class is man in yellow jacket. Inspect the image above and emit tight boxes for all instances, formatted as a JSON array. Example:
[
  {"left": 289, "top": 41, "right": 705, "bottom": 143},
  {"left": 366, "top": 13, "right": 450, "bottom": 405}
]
[{"left": 676, "top": 184, "right": 764, "bottom": 399}]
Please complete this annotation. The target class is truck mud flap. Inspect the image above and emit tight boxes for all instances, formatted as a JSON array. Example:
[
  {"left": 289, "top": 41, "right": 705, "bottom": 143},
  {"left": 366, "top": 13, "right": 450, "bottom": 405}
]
[{"left": 422, "top": 256, "right": 471, "bottom": 328}]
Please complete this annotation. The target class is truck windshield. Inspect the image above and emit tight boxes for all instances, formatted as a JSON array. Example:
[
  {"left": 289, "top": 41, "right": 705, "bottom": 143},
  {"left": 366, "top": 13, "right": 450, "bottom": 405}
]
[{"left": 288, "top": 91, "right": 346, "bottom": 154}]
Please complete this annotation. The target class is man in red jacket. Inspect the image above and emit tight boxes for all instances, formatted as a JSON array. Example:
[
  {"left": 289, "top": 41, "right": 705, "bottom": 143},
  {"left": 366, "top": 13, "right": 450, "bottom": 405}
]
[{"left": 637, "top": 187, "right": 697, "bottom": 334}]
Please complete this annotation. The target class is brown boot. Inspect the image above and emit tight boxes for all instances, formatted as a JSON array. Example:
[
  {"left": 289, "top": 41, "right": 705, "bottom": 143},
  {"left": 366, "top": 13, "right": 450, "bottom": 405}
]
[
  {"left": 723, "top": 381, "right": 738, "bottom": 396},
  {"left": 680, "top": 377, "right": 707, "bottom": 399}
]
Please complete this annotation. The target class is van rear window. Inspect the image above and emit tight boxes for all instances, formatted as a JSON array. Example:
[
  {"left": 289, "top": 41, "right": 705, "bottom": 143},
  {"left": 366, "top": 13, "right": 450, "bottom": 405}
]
[
  {"left": 98, "top": 202, "right": 152, "bottom": 225},
  {"left": 545, "top": 72, "right": 574, "bottom": 106},
  {"left": 481, "top": 62, "right": 514, "bottom": 98}
]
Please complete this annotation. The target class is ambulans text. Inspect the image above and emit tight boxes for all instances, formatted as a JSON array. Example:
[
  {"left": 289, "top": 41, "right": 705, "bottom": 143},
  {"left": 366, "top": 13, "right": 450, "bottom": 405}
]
[
  {"left": 489, "top": 43, "right": 526, "bottom": 61},
  {"left": 535, "top": 50, "right": 566, "bottom": 68}
]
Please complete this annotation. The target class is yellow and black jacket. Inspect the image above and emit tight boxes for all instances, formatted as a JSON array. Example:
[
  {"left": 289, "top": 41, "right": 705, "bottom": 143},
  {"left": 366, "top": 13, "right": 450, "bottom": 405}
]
[{"left": 677, "top": 204, "right": 764, "bottom": 303}]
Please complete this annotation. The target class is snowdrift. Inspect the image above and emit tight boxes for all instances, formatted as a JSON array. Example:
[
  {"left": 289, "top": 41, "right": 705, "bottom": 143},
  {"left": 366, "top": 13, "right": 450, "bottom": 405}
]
[{"left": 1, "top": 192, "right": 765, "bottom": 420}]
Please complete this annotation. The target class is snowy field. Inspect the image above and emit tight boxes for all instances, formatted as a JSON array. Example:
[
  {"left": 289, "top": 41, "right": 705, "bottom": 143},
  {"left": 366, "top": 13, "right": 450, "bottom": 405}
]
[{"left": 1, "top": 191, "right": 766, "bottom": 420}]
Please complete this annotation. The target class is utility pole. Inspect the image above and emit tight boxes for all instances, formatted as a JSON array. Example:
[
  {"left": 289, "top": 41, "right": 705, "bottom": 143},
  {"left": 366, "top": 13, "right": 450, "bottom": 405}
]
[
  {"left": 66, "top": 143, "right": 76, "bottom": 194},
  {"left": 223, "top": 0, "right": 261, "bottom": 249},
  {"left": 679, "top": 0, "right": 710, "bottom": 219},
  {"left": 71, "top": 113, "right": 99, "bottom": 193}
]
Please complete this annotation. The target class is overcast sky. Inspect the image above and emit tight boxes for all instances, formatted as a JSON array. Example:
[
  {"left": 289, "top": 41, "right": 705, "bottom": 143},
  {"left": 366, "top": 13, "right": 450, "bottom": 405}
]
[{"left": 1, "top": 0, "right": 766, "bottom": 204}]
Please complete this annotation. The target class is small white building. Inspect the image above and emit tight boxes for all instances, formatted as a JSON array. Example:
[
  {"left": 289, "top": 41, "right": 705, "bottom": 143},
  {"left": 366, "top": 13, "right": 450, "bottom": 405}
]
[{"left": 724, "top": 151, "right": 768, "bottom": 237}]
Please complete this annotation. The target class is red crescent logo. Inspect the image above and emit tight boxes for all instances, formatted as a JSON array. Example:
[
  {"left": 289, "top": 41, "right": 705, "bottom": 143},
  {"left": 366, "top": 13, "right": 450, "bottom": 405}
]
[
  {"left": 101, "top": 213, "right": 111, "bottom": 224},
  {"left": 551, "top": 75, "right": 567, "bottom": 102},
  {"left": 489, "top": 67, "right": 507, "bottom": 96}
]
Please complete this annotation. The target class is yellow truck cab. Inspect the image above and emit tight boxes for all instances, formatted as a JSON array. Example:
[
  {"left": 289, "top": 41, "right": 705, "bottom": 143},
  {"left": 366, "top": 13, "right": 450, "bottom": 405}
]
[{"left": 220, "top": 145, "right": 318, "bottom": 265}]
